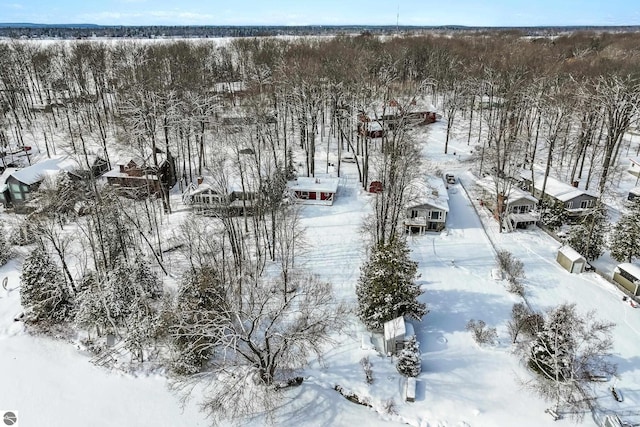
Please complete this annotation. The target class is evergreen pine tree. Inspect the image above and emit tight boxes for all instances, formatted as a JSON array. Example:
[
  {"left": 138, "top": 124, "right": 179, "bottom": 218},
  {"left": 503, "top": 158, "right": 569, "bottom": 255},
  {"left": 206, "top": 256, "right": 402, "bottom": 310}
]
[
  {"left": 20, "top": 246, "right": 73, "bottom": 322},
  {"left": 132, "top": 253, "right": 163, "bottom": 299},
  {"left": 396, "top": 335, "right": 421, "bottom": 377},
  {"left": 610, "top": 197, "right": 640, "bottom": 263},
  {"left": 75, "top": 271, "right": 112, "bottom": 337},
  {"left": 541, "top": 200, "right": 566, "bottom": 230},
  {"left": 170, "top": 265, "right": 227, "bottom": 375},
  {"left": 566, "top": 203, "right": 607, "bottom": 261},
  {"left": 356, "top": 239, "right": 427, "bottom": 330}
]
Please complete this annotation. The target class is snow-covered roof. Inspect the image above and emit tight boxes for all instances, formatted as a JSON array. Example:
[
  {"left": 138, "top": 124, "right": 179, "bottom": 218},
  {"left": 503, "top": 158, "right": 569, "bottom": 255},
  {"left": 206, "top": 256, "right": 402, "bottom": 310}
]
[
  {"left": 476, "top": 176, "right": 538, "bottom": 204},
  {"left": 558, "top": 246, "right": 585, "bottom": 262},
  {"left": 405, "top": 176, "right": 450, "bottom": 212},
  {"left": 404, "top": 321, "right": 415, "bottom": 338},
  {"left": 287, "top": 176, "right": 339, "bottom": 193},
  {"left": 629, "top": 187, "right": 640, "bottom": 196},
  {"left": 618, "top": 263, "right": 640, "bottom": 280},
  {"left": 10, "top": 156, "right": 79, "bottom": 186},
  {"left": 384, "top": 316, "right": 406, "bottom": 340},
  {"left": 102, "top": 169, "right": 159, "bottom": 181},
  {"left": 189, "top": 181, "right": 244, "bottom": 196},
  {"left": 519, "top": 166, "right": 597, "bottom": 201}
]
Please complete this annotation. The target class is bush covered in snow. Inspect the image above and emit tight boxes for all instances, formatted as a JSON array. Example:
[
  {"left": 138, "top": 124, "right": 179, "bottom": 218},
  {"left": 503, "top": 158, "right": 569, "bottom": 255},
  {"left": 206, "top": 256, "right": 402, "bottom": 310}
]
[{"left": 396, "top": 335, "right": 421, "bottom": 377}]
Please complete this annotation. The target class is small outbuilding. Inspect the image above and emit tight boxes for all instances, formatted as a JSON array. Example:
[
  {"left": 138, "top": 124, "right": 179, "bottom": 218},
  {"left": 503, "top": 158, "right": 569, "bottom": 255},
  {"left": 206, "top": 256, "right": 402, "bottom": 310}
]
[
  {"left": 613, "top": 263, "right": 640, "bottom": 296},
  {"left": 405, "top": 377, "right": 417, "bottom": 402},
  {"left": 556, "top": 246, "right": 587, "bottom": 274},
  {"left": 383, "top": 316, "right": 406, "bottom": 356},
  {"left": 628, "top": 156, "right": 640, "bottom": 178},
  {"left": 628, "top": 187, "right": 640, "bottom": 201}
]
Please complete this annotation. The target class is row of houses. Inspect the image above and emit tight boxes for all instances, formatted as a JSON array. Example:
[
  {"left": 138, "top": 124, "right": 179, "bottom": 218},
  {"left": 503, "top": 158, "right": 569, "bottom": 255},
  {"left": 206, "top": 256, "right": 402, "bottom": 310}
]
[
  {"left": 185, "top": 173, "right": 455, "bottom": 235},
  {"left": 0, "top": 152, "right": 176, "bottom": 213},
  {"left": 0, "top": 156, "right": 109, "bottom": 213},
  {"left": 476, "top": 164, "right": 600, "bottom": 232},
  {"left": 185, "top": 175, "right": 342, "bottom": 215}
]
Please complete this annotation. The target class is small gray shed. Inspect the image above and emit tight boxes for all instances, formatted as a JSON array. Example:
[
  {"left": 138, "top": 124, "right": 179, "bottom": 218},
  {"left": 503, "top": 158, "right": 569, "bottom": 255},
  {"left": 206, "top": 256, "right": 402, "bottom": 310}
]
[{"left": 556, "top": 246, "right": 586, "bottom": 274}]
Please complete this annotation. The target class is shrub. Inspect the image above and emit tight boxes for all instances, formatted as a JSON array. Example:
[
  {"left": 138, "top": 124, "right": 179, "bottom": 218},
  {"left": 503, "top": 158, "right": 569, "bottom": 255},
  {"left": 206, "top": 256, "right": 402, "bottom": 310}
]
[
  {"left": 396, "top": 335, "right": 421, "bottom": 377},
  {"left": 466, "top": 319, "right": 498, "bottom": 345},
  {"left": 360, "top": 356, "right": 373, "bottom": 384},
  {"left": 496, "top": 250, "right": 524, "bottom": 281}
]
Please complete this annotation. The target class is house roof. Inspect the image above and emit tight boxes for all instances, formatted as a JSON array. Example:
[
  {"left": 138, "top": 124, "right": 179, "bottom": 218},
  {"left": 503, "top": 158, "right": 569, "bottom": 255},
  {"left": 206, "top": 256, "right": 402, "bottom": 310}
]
[
  {"left": 189, "top": 175, "right": 256, "bottom": 197},
  {"left": 287, "top": 176, "right": 339, "bottom": 193},
  {"left": 476, "top": 176, "right": 538, "bottom": 204},
  {"left": 617, "top": 263, "right": 640, "bottom": 280},
  {"left": 519, "top": 166, "right": 597, "bottom": 201},
  {"left": 103, "top": 168, "right": 159, "bottom": 181},
  {"left": 10, "top": 156, "right": 79, "bottom": 186},
  {"left": 405, "top": 176, "right": 450, "bottom": 212},
  {"left": 559, "top": 245, "right": 585, "bottom": 263},
  {"left": 629, "top": 187, "right": 640, "bottom": 196}
]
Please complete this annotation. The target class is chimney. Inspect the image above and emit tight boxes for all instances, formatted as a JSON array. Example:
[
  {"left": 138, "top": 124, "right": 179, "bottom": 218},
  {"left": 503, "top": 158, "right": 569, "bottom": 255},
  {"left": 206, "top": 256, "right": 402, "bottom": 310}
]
[
  {"left": 119, "top": 164, "right": 125, "bottom": 173},
  {"left": 572, "top": 181, "right": 579, "bottom": 188},
  {"left": 197, "top": 176, "right": 204, "bottom": 185}
]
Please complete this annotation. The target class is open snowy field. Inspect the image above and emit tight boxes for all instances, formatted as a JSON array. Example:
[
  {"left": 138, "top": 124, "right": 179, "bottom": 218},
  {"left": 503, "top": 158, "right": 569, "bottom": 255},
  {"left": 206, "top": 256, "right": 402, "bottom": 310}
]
[{"left": 2, "top": 112, "right": 640, "bottom": 427}]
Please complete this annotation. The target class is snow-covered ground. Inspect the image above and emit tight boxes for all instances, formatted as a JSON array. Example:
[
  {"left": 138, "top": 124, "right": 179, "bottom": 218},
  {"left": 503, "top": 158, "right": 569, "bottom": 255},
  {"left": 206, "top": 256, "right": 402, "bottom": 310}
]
[{"left": 2, "top": 114, "right": 640, "bottom": 427}]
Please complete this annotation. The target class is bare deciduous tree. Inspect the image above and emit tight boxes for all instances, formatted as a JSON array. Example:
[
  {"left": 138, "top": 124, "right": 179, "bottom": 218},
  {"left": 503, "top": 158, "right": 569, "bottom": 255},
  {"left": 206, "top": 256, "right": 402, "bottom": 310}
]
[{"left": 170, "top": 273, "right": 348, "bottom": 423}]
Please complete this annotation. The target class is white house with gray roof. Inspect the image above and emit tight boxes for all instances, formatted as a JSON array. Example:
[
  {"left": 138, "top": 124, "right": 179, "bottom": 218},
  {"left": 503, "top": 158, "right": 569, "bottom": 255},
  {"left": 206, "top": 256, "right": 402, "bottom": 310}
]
[{"left": 403, "top": 176, "right": 449, "bottom": 233}]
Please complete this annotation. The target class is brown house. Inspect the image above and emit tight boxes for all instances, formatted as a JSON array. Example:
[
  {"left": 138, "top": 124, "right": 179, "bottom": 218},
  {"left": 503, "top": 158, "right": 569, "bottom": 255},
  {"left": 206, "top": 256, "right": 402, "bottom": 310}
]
[
  {"left": 103, "top": 160, "right": 161, "bottom": 198},
  {"left": 103, "top": 152, "right": 176, "bottom": 199}
]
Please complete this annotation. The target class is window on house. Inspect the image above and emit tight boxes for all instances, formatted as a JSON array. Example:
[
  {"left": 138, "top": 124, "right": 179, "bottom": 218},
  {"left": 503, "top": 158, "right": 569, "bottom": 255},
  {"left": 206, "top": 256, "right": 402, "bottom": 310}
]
[
  {"left": 566, "top": 201, "right": 573, "bottom": 209},
  {"left": 580, "top": 200, "right": 593, "bottom": 209},
  {"left": 410, "top": 210, "right": 419, "bottom": 218},
  {"left": 430, "top": 211, "right": 441, "bottom": 220},
  {"left": 299, "top": 191, "right": 309, "bottom": 200}
]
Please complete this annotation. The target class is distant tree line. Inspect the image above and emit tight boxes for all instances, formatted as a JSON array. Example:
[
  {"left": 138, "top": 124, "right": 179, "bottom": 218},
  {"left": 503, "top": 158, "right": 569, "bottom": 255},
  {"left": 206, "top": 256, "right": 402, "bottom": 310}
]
[{"left": 3, "top": 25, "right": 640, "bottom": 40}]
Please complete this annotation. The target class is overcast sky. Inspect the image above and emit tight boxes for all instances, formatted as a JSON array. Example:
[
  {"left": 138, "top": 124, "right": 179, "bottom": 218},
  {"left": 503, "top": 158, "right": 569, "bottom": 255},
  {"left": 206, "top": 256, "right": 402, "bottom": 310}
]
[{"left": 1, "top": 0, "right": 638, "bottom": 27}]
